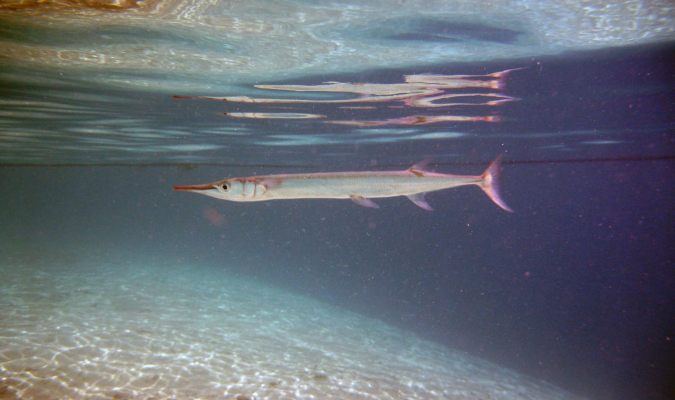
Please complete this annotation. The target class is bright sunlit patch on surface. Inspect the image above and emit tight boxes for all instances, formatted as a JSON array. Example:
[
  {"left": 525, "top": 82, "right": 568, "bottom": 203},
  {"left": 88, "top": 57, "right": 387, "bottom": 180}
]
[
  {"left": 409, "top": 131, "right": 467, "bottom": 140},
  {"left": 582, "top": 140, "right": 625, "bottom": 145},
  {"left": 0, "top": 252, "right": 582, "bottom": 400}
]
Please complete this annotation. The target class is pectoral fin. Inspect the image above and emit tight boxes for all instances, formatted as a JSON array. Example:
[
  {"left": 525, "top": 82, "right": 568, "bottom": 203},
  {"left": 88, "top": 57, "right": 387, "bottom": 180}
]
[
  {"left": 350, "top": 195, "right": 379, "bottom": 208},
  {"left": 407, "top": 193, "right": 433, "bottom": 211},
  {"left": 260, "top": 177, "right": 283, "bottom": 189}
]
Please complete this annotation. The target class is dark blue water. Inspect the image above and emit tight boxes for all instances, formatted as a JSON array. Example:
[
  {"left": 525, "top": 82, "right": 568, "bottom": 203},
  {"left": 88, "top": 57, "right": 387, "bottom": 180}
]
[{"left": 0, "top": 14, "right": 673, "bottom": 399}]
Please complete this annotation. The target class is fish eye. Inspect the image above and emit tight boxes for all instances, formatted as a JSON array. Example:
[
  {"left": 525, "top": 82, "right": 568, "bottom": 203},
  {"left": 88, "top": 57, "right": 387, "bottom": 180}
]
[{"left": 222, "top": 183, "right": 230, "bottom": 191}]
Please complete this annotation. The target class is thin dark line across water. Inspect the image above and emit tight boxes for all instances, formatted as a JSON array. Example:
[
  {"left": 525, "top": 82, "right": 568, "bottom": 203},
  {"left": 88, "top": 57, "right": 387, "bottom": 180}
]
[{"left": 0, "top": 155, "right": 672, "bottom": 169}]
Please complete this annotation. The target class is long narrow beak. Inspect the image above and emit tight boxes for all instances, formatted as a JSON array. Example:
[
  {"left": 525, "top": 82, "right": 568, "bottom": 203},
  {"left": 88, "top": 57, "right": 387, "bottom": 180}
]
[{"left": 173, "top": 183, "right": 214, "bottom": 191}]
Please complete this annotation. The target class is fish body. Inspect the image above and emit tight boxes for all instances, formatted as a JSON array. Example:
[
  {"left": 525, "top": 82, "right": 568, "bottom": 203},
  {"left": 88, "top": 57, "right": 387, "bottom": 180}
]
[{"left": 174, "top": 157, "right": 512, "bottom": 212}]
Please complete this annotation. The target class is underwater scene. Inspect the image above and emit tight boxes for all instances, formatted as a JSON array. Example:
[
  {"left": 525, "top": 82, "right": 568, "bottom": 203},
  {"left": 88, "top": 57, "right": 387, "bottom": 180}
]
[{"left": 0, "top": 1, "right": 673, "bottom": 399}]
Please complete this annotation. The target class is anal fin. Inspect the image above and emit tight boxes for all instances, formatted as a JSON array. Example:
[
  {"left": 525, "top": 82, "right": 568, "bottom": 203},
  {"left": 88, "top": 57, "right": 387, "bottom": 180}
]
[
  {"left": 407, "top": 193, "right": 433, "bottom": 211},
  {"left": 350, "top": 195, "right": 379, "bottom": 209}
]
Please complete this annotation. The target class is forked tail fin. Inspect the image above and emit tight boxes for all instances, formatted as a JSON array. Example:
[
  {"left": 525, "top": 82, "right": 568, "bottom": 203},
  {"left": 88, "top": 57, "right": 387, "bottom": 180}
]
[{"left": 480, "top": 156, "right": 513, "bottom": 212}]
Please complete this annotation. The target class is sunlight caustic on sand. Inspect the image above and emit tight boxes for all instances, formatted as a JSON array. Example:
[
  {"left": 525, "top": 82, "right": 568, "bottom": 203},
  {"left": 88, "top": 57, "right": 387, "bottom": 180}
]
[{"left": 0, "top": 252, "right": 581, "bottom": 400}]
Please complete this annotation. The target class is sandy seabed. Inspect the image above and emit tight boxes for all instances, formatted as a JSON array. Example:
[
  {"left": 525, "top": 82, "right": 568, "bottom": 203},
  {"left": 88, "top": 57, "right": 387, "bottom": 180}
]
[{"left": 0, "top": 250, "right": 583, "bottom": 400}]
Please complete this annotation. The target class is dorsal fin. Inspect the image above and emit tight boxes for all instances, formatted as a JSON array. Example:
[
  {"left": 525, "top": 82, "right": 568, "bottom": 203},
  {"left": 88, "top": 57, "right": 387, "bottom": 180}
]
[
  {"left": 408, "top": 159, "right": 432, "bottom": 177},
  {"left": 409, "top": 168, "right": 425, "bottom": 177}
]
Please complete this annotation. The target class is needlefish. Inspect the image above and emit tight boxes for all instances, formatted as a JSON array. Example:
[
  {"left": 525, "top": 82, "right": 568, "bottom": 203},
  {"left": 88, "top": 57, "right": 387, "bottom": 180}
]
[{"left": 173, "top": 156, "right": 513, "bottom": 212}]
